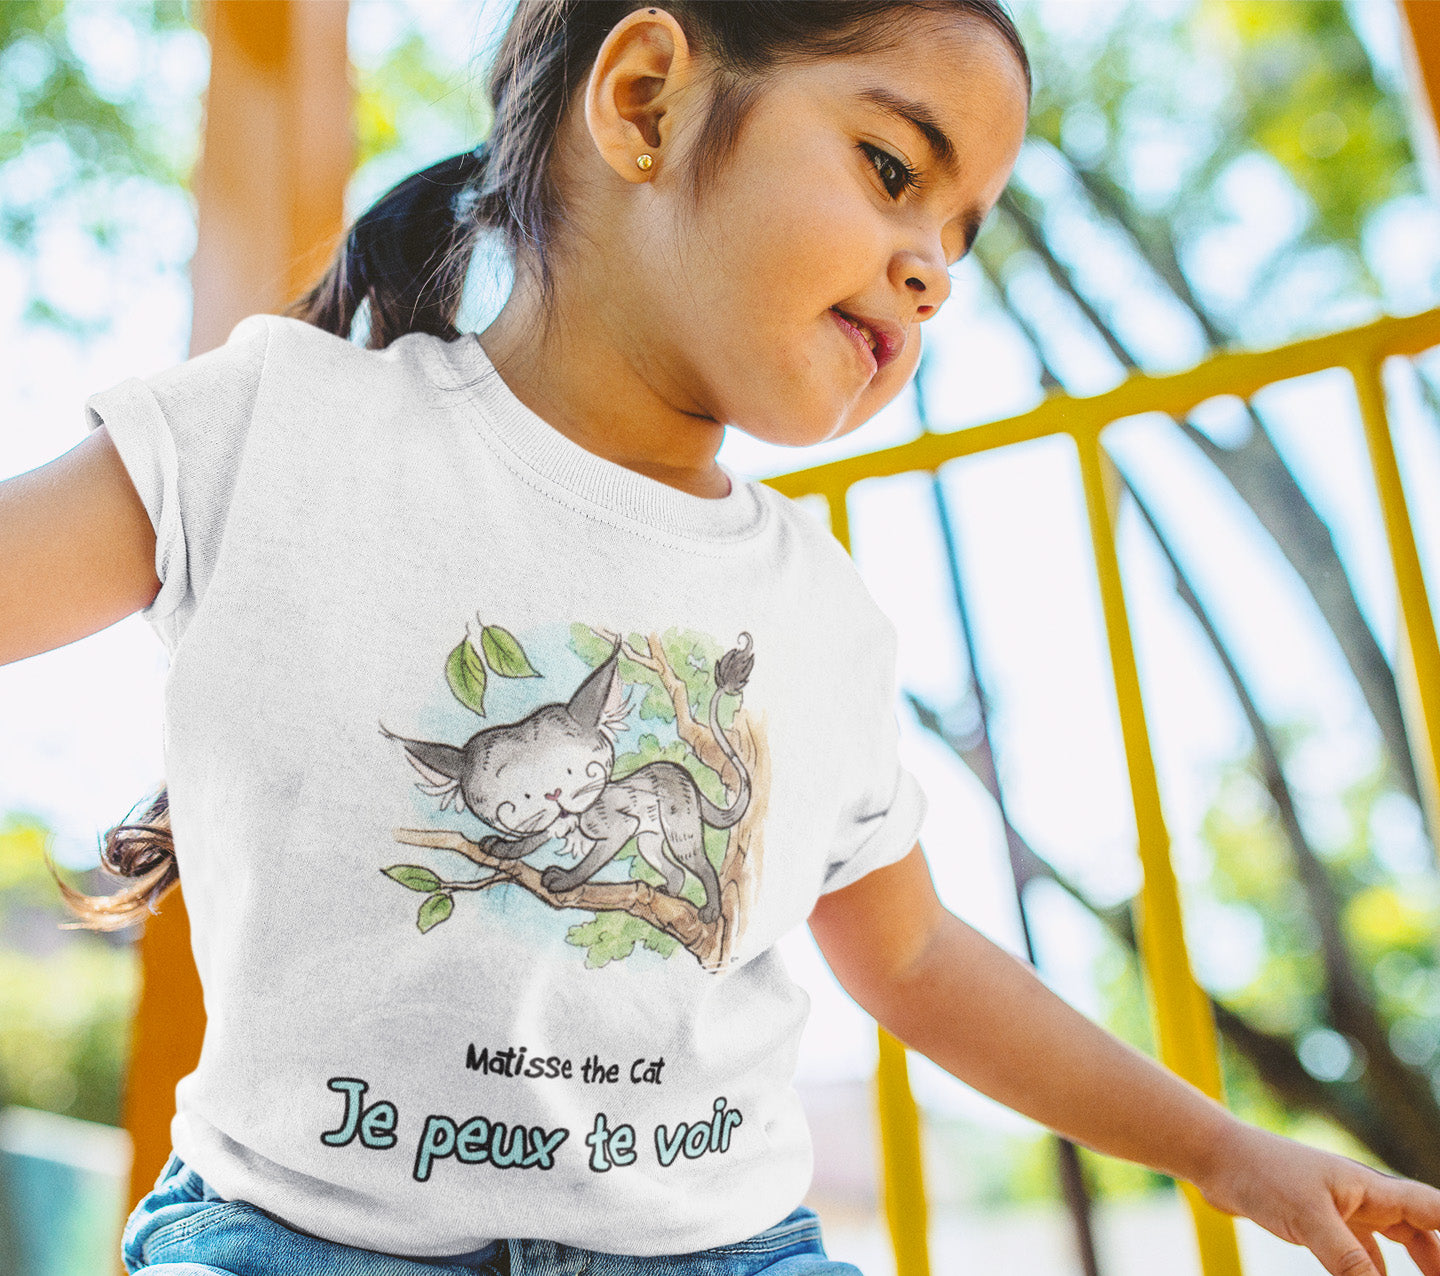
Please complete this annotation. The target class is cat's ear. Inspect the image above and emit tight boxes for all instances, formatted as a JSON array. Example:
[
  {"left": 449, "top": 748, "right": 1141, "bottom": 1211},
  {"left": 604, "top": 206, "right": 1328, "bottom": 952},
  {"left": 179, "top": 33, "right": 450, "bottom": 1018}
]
[
  {"left": 598, "top": 680, "right": 633, "bottom": 747},
  {"left": 379, "top": 724, "right": 468, "bottom": 812},
  {"left": 567, "top": 645, "right": 622, "bottom": 729}
]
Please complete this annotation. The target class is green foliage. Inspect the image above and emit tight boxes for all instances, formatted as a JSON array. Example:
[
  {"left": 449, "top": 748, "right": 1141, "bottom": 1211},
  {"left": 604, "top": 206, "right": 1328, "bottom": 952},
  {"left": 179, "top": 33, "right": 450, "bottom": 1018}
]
[
  {"left": 417, "top": 891, "right": 453, "bottom": 933},
  {"left": 0, "top": 813, "right": 135, "bottom": 1126},
  {"left": 957, "top": 0, "right": 1440, "bottom": 1200},
  {"left": 1201, "top": 760, "right": 1328, "bottom": 1036},
  {"left": 1205, "top": 0, "right": 1416, "bottom": 249},
  {"left": 1203, "top": 731, "right": 1439, "bottom": 1059},
  {"left": 1, "top": 0, "right": 200, "bottom": 332},
  {"left": 479, "top": 622, "right": 540, "bottom": 680},
  {"left": 1082, "top": 721, "right": 1440, "bottom": 1179},
  {"left": 381, "top": 866, "right": 457, "bottom": 932},
  {"left": 568, "top": 624, "right": 736, "bottom": 730},
  {"left": 1006, "top": 0, "right": 1426, "bottom": 347},
  {"left": 352, "top": 26, "right": 489, "bottom": 173},
  {"left": 446, "top": 636, "right": 488, "bottom": 715},
  {"left": 444, "top": 622, "right": 542, "bottom": 715},
  {"left": 923, "top": 1116, "right": 1162, "bottom": 1208},
  {"left": 382, "top": 864, "right": 442, "bottom": 892},
  {"left": 554, "top": 631, "right": 738, "bottom": 963},
  {"left": 565, "top": 911, "right": 678, "bottom": 968}
]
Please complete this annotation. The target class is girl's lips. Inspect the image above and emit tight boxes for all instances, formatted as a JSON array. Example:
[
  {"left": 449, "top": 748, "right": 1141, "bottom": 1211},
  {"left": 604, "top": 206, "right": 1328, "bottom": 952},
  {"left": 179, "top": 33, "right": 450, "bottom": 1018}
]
[{"left": 830, "top": 308, "right": 878, "bottom": 378}]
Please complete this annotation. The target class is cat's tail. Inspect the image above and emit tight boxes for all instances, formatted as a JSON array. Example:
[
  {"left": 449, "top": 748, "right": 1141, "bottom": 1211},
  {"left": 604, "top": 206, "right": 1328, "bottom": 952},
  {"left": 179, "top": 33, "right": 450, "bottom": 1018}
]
[
  {"left": 378, "top": 722, "right": 467, "bottom": 814},
  {"left": 698, "top": 633, "right": 753, "bottom": 830}
]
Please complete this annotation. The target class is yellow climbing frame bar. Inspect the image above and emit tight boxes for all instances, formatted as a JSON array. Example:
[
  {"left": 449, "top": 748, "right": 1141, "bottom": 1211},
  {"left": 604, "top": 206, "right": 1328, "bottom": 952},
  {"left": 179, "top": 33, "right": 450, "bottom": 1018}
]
[{"left": 764, "top": 305, "right": 1440, "bottom": 1276}]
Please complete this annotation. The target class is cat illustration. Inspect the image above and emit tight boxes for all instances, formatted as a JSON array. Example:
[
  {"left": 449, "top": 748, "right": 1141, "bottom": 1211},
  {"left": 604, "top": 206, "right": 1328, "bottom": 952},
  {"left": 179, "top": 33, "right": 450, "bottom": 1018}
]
[{"left": 380, "top": 634, "right": 754, "bottom": 924}]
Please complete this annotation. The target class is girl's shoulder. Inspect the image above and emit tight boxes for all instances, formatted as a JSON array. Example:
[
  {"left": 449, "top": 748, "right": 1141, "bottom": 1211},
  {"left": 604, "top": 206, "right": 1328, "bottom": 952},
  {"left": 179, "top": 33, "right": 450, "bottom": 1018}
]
[
  {"left": 228, "top": 314, "right": 469, "bottom": 407},
  {"left": 752, "top": 483, "right": 898, "bottom": 646},
  {"left": 256, "top": 313, "right": 444, "bottom": 370}
]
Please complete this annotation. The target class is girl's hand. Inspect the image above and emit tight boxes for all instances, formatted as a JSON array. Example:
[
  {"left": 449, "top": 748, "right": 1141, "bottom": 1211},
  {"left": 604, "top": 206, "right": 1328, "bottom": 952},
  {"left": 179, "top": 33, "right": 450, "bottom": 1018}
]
[
  {"left": 1196, "top": 1121, "right": 1440, "bottom": 1276},
  {"left": 809, "top": 853, "right": 1440, "bottom": 1276}
]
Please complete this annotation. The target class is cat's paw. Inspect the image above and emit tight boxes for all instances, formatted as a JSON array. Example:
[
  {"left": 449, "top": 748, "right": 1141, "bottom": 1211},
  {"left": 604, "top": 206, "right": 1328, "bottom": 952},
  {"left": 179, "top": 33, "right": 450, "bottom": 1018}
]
[
  {"left": 698, "top": 899, "right": 720, "bottom": 925},
  {"left": 541, "top": 866, "right": 571, "bottom": 894}
]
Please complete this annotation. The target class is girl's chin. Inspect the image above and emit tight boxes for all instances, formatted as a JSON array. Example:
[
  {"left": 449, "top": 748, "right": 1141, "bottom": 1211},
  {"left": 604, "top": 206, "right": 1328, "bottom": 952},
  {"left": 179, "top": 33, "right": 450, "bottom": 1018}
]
[{"left": 744, "top": 409, "right": 859, "bottom": 449}]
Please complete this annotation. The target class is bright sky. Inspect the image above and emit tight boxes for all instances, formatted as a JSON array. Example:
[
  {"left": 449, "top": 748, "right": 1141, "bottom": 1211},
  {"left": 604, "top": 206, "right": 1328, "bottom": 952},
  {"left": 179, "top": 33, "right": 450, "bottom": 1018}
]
[{"left": 2, "top": 0, "right": 1439, "bottom": 1144}]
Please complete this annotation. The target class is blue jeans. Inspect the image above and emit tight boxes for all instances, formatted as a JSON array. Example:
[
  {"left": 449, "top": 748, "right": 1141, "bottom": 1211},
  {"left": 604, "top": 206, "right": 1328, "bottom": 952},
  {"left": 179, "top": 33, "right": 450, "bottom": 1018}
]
[{"left": 122, "top": 1152, "right": 863, "bottom": 1275}]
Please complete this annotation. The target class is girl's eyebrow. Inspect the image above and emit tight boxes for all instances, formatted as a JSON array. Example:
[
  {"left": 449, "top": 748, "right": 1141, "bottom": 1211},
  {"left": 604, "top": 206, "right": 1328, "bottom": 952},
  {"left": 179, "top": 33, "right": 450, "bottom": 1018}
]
[
  {"left": 853, "top": 85, "right": 987, "bottom": 255},
  {"left": 854, "top": 86, "right": 958, "bottom": 177}
]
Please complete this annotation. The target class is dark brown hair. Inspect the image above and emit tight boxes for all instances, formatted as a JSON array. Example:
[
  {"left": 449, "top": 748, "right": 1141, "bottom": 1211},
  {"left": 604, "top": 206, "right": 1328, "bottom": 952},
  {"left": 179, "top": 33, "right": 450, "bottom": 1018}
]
[{"left": 59, "top": 0, "right": 1029, "bottom": 930}]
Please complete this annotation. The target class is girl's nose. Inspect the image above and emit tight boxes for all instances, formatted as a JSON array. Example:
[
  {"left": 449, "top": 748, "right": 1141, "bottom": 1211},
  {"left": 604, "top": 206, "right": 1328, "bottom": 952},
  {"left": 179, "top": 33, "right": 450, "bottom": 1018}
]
[
  {"left": 895, "top": 244, "right": 952, "bottom": 319},
  {"left": 908, "top": 276, "right": 937, "bottom": 319}
]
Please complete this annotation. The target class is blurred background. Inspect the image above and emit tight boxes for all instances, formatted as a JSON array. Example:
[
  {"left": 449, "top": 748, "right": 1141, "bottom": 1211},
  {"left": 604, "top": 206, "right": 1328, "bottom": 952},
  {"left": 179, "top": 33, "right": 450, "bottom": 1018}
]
[{"left": 2, "top": 0, "right": 1440, "bottom": 1273}]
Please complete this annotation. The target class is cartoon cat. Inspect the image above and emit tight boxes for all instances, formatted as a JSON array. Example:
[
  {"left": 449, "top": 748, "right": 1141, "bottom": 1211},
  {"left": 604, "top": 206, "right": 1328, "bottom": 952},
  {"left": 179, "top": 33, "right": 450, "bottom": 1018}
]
[{"left": 380, "top": 634, "right": 754, "bottom": 924}]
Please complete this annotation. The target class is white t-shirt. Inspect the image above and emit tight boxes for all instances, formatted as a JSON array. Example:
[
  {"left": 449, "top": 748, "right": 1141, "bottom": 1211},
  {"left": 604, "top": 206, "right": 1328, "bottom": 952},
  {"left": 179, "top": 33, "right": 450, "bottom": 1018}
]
[{"left": 86, "top": 313, "right": 928, "bottom": 1257}]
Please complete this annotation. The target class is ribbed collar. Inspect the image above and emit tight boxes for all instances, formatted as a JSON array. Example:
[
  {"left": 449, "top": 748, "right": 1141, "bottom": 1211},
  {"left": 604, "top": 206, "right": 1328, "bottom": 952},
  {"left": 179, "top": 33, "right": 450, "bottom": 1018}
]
[{"left": 425, "top": 330, "right": 770, "bottom": 546}]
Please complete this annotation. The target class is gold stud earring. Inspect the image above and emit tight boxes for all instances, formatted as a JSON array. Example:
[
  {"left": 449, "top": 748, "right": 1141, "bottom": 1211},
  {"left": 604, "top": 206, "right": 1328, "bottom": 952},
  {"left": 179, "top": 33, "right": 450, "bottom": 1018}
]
[{"left": 636, "top": 153, "right": 654, "bottom": 171}]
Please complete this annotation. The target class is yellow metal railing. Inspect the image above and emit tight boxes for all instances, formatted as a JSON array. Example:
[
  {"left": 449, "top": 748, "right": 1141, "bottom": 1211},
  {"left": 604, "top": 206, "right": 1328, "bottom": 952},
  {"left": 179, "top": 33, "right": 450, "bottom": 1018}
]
[{"left": 764, "top": 305, "right": 1440, "bottom": 1276}]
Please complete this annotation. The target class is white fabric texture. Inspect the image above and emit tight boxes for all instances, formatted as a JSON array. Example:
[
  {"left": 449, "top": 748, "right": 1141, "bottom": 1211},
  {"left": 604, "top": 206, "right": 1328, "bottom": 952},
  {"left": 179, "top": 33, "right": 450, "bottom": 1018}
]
[{"left": 86, "top": 313, "right": 928, "bottom": 1257}]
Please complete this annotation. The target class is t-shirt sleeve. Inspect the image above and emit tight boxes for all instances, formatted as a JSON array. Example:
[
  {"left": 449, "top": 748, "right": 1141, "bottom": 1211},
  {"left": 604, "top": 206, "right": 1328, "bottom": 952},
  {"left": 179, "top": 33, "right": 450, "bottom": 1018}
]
[
  {"left": 819, "top": 609, "right": 929, "bottom": 895},
  {"left": 84, "top": 313, "right": 273, "bottom": 655}
]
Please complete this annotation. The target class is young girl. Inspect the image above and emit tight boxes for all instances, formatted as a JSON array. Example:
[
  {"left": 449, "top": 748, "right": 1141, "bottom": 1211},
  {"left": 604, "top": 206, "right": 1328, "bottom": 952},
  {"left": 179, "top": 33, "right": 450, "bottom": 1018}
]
[{"left": 6, "top": 2, "right": 1440, "bottom": 1273}]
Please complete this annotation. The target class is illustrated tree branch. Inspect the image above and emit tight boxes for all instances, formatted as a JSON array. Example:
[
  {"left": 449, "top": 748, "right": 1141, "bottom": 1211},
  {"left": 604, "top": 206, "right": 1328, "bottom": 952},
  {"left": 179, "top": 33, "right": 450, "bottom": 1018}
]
[
  {"left": 592, "top": 626, "right": 769, "bottom": 964},
  {"left": 390, "top": 826, "right": 734, "bottom": 971}
]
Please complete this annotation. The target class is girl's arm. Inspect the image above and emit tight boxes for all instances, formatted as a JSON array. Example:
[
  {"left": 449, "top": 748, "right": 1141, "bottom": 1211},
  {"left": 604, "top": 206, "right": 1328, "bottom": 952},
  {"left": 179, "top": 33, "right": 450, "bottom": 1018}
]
[
  {"left": 0, "top": 426, "right": 160, "bottom": 666},
  {"left": 808, "top": 843, "right": 1440, "bottom": 1276}
]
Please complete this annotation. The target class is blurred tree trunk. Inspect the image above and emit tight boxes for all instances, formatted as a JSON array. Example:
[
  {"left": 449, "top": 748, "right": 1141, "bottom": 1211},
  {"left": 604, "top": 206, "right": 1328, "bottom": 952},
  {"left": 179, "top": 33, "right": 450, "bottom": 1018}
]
[{"left": 1399, "top": 0, "right": 1440, "bottom": 201}]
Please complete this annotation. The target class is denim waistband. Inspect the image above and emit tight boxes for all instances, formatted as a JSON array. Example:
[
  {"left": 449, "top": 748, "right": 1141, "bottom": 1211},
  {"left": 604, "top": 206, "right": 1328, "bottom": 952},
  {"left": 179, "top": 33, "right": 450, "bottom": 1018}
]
[{"left": 134, "top": 1152, "right": 826, "bottom": 1270}]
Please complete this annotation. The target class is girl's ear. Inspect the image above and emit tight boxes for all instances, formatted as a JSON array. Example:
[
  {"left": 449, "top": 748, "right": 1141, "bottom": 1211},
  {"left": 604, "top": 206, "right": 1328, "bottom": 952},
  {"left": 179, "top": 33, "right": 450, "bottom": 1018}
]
[{"left": 582, "top": 7, "right": 696, "bottom": 184}]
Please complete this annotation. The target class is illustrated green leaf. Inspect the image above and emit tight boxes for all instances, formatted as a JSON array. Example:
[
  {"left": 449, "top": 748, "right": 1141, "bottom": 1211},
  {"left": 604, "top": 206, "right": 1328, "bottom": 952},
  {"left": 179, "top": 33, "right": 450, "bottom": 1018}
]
[
  {"left": 566, "top": 911, "right": 677, "bottom": 967},
  {"left": 479, "top": 623, "right": 540, "bottom": 679},
  {"left": 639, "top": 926, "right": 679, "bottom": 959},
  {"left": 446, "top": 638, "right": 487, "bottom": 715},
  {"left": 418, "top": 892, "right": 454, "bottom": 933},
  {"left": 383, "top": 865, "right": 442, "bottom": 893}
]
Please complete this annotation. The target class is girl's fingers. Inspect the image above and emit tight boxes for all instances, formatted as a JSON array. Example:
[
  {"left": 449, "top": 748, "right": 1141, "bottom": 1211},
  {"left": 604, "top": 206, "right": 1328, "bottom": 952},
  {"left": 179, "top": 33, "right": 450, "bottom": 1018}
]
[
  {"left": 1367, "top": 1175, "right": 1440, "bottom": 1276},
  {"left": 1303, "top": 1207, "right": 1383, "bottom": 1276},
  {"left": 1393, "top": 1180, "right": 1440, "bottom": 1234},
  {"left": 1358, "top": 1229, "right": 1387, "bottom": 1276},
  {"left": 1389, "top": 1224, "right": 1440, "bottom": 1276}
]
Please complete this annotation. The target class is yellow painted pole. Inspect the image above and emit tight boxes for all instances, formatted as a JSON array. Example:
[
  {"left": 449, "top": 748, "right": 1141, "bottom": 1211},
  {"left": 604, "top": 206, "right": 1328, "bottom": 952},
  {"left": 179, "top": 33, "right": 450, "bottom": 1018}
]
[
  {"left": 1348, "top": 357, "right": 1440, "bottom": 857},
  {"left": 825, "top": 485, "right": 931, "bottom": 1276},
  {"left": 824, "top": 483, "right": 852, "bottom": 556},
  {"left": 876, "top": 1029, "right": 931, "bottom": 1276},
  {"left": 1073, "top": 436, "right": 1244, "bottom": 1276}
]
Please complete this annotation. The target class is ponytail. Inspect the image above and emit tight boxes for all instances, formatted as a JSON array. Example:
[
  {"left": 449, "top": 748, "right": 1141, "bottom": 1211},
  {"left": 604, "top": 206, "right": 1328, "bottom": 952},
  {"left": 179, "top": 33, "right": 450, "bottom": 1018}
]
[
  {"left": 52, "top": 787, "right": 176, "bottom": 932},
  {"left": 285, "top": 146, "right": 491, "bottom": 348}
]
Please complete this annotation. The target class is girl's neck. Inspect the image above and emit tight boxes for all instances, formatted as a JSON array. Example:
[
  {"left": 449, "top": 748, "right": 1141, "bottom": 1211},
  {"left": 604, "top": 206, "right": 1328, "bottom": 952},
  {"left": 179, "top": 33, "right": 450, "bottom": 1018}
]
[{"left": 476, "top": 281, "right": 732, "bottom": 500}]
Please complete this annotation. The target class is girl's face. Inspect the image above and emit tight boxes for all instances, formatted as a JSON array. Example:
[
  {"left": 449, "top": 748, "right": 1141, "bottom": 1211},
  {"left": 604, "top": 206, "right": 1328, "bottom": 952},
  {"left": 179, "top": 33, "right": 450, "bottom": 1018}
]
[{"left": 637, "top": 12, "right": 1029, "bottom": 448}]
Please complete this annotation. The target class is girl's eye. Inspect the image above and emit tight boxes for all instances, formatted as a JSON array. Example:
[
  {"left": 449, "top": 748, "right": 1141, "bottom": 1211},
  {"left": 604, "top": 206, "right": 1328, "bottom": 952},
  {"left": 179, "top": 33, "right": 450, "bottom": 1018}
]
[{"left": 860, "top": 142, "right": 920, "bottom": 200}]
